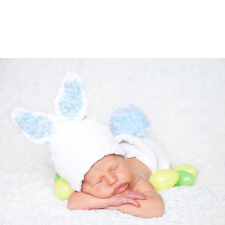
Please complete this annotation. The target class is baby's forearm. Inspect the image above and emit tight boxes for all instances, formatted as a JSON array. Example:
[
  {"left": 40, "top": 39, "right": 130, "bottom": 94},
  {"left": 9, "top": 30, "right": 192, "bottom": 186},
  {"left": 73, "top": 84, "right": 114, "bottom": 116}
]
[
  {"left": 68, "top": 190, "right": 164, "bottom": 218},
  {"left": 68, "top": 191, "right": 110, "bottom": 210},
  {"left": 108, "top": 191, "right": 164, "bottom": 218}
]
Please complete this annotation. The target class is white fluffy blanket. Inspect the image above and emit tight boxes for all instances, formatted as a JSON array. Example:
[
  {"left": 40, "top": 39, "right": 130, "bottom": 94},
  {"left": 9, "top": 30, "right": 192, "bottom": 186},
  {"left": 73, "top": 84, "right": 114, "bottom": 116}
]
[{"left": 1, "top": 59, "right": 225, "bottom": 225}]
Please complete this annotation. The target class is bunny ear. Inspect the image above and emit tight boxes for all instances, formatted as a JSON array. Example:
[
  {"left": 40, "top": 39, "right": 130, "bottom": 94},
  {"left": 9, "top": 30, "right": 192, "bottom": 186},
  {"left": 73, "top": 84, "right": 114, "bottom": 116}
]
[
  {"left": 54, "top": 71, "right": 88, "bottom": 121},
  {"left": 110, "top": 105, "right": 150, "bottom": 138},
  {"left": 11, "top": 107, "right": 57, "bottom": 144}
]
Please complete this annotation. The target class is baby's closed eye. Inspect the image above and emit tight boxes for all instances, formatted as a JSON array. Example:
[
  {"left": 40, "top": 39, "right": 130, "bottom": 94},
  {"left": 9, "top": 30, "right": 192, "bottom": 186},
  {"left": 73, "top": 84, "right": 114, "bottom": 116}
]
[
  {"left": 91, "top": 162, "right": 120, "bottom": 186},
  {"left": 96, "top": 178, "right": 103, "bottom": 184},
  {"left": 112, "top": 163, "right": 120, "bottom": 171},
  {"left": 92, "top": 178, "right": 103, "bottom": 186}
]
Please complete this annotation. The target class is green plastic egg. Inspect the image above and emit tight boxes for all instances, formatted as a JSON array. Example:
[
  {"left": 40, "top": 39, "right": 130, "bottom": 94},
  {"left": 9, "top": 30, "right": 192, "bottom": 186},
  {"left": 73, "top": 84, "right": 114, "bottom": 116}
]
[
  {"left": 149, "top": 170, "right": 179, "bottom": 191},
  {"left": 174, "top": 170, "right": 195, "bottom": 187},
  {"left": 54, "top": 179, "right": 73, "bottom": 200},
  {"left": 54, "top": 173, "right": 61, "bottom": 182},
  {"left": 173, "top": 164, "right": 198, "bottom": 178}
]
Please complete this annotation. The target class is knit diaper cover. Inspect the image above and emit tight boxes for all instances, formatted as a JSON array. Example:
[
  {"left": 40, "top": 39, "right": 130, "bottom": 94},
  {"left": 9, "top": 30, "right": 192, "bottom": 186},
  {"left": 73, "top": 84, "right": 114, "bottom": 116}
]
[{"left": 116, "top": 134, "right": 170, "bottom": 173}]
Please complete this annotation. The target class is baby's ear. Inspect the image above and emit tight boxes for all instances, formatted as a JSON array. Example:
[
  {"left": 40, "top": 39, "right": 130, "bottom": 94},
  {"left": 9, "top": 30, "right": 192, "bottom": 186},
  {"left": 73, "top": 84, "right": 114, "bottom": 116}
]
[
  {"left": 11, "top": 107, "right": 57, "bottom": 144},
  {"left": 53, "top": 71, "right": 88, "bottom": 121}
]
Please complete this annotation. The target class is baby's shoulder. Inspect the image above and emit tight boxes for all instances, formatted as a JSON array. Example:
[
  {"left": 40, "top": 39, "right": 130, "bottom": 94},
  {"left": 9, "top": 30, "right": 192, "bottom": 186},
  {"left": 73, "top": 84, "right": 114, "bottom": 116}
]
[{"left": 130, "top": 174, "right": 155, "bottom": 193}]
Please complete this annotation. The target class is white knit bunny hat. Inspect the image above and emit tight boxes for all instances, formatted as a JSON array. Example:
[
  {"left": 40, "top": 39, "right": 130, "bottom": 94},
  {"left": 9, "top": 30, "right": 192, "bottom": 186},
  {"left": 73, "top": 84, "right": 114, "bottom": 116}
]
[{"left": 11, "top": 72, "right": 127, "bottom": 191}]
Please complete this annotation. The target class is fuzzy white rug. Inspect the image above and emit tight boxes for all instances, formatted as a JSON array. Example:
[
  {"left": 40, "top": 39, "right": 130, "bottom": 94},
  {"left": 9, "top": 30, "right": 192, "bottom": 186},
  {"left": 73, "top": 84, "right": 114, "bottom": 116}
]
[{"left": 1, "top": 59, "right": 225, "bottom": 225}]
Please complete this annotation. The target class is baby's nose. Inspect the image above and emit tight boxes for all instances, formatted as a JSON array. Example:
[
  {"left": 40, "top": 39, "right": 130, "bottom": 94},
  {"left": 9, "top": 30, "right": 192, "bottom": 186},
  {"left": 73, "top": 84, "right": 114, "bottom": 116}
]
[{"left": 107, "top": 173, "right": 118, "bottom": 185}]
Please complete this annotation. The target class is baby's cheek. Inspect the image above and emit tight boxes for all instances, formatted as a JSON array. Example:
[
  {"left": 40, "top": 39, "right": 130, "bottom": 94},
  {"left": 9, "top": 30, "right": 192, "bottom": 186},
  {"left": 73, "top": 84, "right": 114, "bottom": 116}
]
[
  {"left": 87, "top": 185, "right": 103, "bottom": 196},
  {"left": 95, "top": 185, "right": 113, "bottom": 198},
  {"left": 118, "top": 169, "right": 132, "bottom": 182},
  {"left": 81, "top": 185, "right": 89, "bottom": 194},
  {"left": 118, "top": 168, "right": 129, "bottom": 179},
  {"left": 85, "top": 187, "right": 98, "bottom": 197},
  {"left": 82, "top": 184, "right": 95, "bottom": 195}
]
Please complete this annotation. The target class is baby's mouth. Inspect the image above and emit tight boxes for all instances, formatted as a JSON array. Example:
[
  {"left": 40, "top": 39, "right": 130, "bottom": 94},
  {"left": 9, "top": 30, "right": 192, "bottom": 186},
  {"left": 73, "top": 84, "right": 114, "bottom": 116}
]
[{"left": 113, "top": 182, "right": 127, "bottom": 194}]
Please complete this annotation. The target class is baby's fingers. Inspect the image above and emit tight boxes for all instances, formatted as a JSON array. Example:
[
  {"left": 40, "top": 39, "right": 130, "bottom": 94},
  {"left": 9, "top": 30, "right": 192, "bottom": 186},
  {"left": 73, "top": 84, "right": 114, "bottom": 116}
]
[
  {"left": 128, "top": 199, "right": 141, "bottom": 207},
  {"left": 127, "top": 191, "right": 147, "bottom": 200}
]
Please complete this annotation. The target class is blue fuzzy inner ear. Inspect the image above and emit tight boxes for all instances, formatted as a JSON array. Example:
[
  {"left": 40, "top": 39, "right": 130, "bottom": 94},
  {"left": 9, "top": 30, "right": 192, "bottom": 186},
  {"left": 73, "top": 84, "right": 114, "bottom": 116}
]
[
  {"left": 11, "top": 108, "right": 53, "bottom": 142},
  {"left": 110, "top": 105, "right": 150, "bottom": 138},
  {"left": 59, "top": 79, "right": 83, "bottom": 119},
  {"left": 54, "top": 71, "right": 88, "bottom": 121}
]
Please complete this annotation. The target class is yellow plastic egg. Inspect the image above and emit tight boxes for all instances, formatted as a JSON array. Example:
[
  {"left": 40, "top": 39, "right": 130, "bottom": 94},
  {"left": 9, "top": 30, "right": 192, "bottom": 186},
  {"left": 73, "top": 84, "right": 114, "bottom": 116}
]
[
  {"left": 173, "top": 164, "right": 198, "bottom": 178},
  {"left": 54, "top": 179, "right": 73, "bottom": 200},
  {"left": 149, "top": 170, "right": 179, "bottom": 191}
]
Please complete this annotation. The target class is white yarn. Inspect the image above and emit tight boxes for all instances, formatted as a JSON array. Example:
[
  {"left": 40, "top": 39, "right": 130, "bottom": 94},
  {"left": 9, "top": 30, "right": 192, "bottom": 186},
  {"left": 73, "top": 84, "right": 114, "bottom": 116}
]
[
  {"left": 49, "top": 118, "right": 127, "bottom": 191},
  {"left": 116, "top": 134, "right": 170, "bottom": 172}
]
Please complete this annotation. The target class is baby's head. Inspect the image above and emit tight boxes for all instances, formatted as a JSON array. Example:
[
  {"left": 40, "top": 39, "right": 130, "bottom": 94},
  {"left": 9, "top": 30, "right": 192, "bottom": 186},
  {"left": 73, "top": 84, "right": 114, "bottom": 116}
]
[
  {"left": 11, "top": 72, "right": 130, "bottom": 192},
  {"left": 82, "top": 154, "right": 132, "bottom": 198}
]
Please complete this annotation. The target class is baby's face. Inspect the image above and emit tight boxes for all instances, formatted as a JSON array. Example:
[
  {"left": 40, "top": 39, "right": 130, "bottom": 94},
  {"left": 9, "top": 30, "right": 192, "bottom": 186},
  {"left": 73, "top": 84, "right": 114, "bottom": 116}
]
[{"left": 81, "top": 154, "right": 132, "bottom": 198}]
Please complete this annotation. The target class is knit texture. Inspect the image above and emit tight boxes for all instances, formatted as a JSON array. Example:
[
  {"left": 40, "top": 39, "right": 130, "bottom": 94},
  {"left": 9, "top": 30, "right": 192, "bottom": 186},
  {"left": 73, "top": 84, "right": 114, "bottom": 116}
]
[
  {"left": 49, "top": 118, "right": 126, "bottom": 191},
  {"left": 110, "top": 105, "right": 150, "bottom": 138}
]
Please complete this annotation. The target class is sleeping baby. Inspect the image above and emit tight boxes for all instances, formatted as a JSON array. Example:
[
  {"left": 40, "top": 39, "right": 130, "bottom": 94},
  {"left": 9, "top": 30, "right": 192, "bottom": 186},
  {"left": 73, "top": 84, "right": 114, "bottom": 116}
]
[
  {"left": 11, "top": 72, "right": 170, "bottom": 219},
  {"left": 69, "top": 152, "right": 164, "bottom": 218}
]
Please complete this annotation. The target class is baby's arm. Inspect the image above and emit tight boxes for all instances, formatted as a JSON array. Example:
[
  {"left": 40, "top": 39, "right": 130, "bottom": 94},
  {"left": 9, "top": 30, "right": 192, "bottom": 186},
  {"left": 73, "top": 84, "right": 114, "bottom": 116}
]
[
  {"left": 108, "top": 179, "right": 164, "bottom": 218},
  {"left": 68, "top": 190, "right": 146, "bottom": 210},
  {"left": 68, "top": 192, "right": 109, "bottom": 210}
]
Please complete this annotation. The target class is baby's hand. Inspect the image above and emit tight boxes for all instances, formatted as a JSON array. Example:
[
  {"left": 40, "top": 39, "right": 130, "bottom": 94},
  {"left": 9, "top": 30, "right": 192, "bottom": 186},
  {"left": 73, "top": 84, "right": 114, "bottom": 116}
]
[{"left": 109, "top": 189, "right": 147, "bottom": 207}]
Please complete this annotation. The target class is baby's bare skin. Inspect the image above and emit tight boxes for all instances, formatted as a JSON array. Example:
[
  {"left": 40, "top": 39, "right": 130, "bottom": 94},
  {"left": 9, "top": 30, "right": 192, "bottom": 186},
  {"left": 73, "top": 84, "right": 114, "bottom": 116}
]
[
  {"left": 126, "top": 157, "right": 152, "bottom": 180},
  {"left": 68, "top": 155, "right": 164, "bottom": 218}
]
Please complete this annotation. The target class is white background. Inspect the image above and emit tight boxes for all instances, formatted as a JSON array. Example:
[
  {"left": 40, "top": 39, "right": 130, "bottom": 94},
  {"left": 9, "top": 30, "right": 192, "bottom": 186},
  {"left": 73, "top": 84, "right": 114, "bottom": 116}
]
[
  {"left": 0, "top": 58, "right": 225, "bottom": 224},
  {"left": 1, "top": 0, "right": 225, "bottom": 224}
]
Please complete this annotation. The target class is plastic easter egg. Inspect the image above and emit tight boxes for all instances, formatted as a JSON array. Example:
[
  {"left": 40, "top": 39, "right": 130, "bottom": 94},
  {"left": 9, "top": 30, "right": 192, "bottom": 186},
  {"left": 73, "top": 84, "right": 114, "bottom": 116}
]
[
  {"left": 54, "top": 173, "right": 61, "bottom": 182},
  {"left": 174, "top": 170, "right": 195, "bottom": 187},
  {"left": 54, "top": 179, "right": 73, "bottom": 200},
  {"left": 149, "top": 170, "right": 179, "bottom": 191},
  {"left": 173, "top": 164, "right": 198, "bottom": 178}
]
